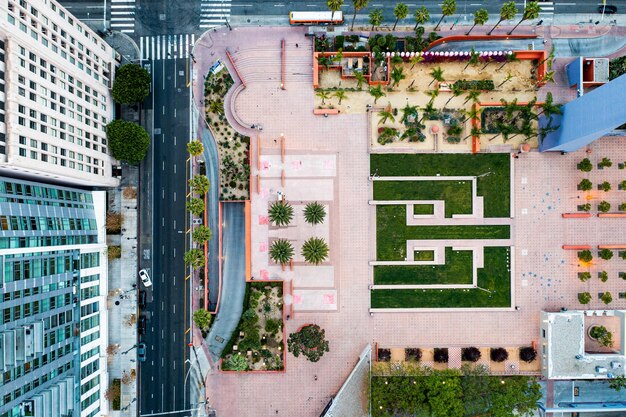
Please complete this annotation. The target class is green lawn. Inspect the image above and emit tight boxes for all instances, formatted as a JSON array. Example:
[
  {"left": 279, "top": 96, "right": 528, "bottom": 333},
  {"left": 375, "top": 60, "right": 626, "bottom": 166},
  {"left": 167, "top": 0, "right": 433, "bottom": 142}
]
[
  {"left": 376, "top": 205, "right": 510, "bottom": 261},
  {"left": 374, "top": 248, "right": 473, "bottom": 285},
  {"left": 413, "top": 204, "right": 435, "bottom": 215},
  {"left": 371, "top": 247, "right": 511, "bottom": 308},
  {"left": 374, "top": 180, "right": 472, "bottom": 217},
  {"left": 414, "top": 250, "right": 435, "bottom": 261},
  {"left": 371, "top": 153, "right": 510, "bottom": 217}
]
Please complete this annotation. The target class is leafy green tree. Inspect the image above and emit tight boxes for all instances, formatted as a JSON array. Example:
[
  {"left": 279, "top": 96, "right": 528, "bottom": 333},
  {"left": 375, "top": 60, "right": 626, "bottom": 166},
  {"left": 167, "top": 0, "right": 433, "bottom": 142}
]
[
  {"left": 106, "top": 120, "right": 150, "bottom": 165},
  {"left": 601, "top": 291, "right": 613, "bottom": 304},
  {"left": 369, "top": 84, "right": 385, "bottom": 104},
  {"left": 601, "top": 181, "right": 612, "bottom": 192},
  {"left": 224, "top": 353, "right": 249, "bottom": 371},
  {"left": 187, "top": 197, "right": 205, "bottom": 216},
  {"left": 579, "top": 272, "right": 591, "bottom": 282},
  {"left": 581, "top": 203, "right": 592, "bottom": 212},
  {"left": 599, "top": 270, "right": 609, "bottom": 282},
  {"left": 609, "top": 375, "right": 626, "bottom": 392},
  {"left": 392, "top": 3, "right": 409, "bottom": 30},
  {"left": 467, "top": 8, "right": 488, "bottom": 35},
  {"left": 414, "top": 6, "right": 430, "bottom": 30},
  {"left": 599, "top": 157, "right": 613, "bottom": 168},
  {"left": 424, "top": 369, "right": 464, "bottom": 417},
  {"left": 193, "top": 308, "right": 212, "bottom": 330},
  {"left": 304, "top": 202, "right": 326, "bottom": 225},
  {"left": 509, "top": 1, "right": 541, "bottom": 34},
  {"left": 316, "top": 90, "right": 330, "bottom": 104},
  {"left": 269, "top": 239, "right": 294, "bottom": 266},
  {"left": 599, "top": 201, "right": 611, "bottom": 213},
  {"left": 369, "top": 8, "right": 383, "bottom": 30},
  {"left": 184, "top": 248, "right": 205, "bottom": 269},
  {"left": 301, "top": 237, "right": 329, "bottom": 265},
  {"left": 578, "top": 292, "right": 592, "bottom": 304},
  {"left": 333, "top": 90, "right": 347, "bottom": 104},
  {"left": 111, "top": 64, "right": 151, "bottom": 104},
  {"left": 487, "top": 375, "right": 542, "bottom": 417},
  {"left": 497, "top": 52, "right": 520, "bottom": 71},
  {"left": 287, "top": 324, "right": 330, "bottom": 362},
  {"left": 578, "top": 179, "right": 592, "bottom": 191},
  {"left": 192, "top": 225, "right": 212, "bottom": 244},
  {"left": 435, "top": 0, "right": 457, "bottom": 31},
  {"left": 187, "top": 140, "right": 204, "bottom": 156},
  {"left": 578, "top": 250, "right": 593, "bottom": 263},
  {"left": 327, "top": 0, "right": 344, "bottom": 23},
  {"left": 189, "top": 175, "right": 211, "bottom": 196},
  {"left": 578, "top": 158, "right": 593, "bottom": 172},
  {"left": 590, "top": 325, "right": 614, "bottom": 347},
  {"left": 488, "top": 1, "right": 518, "bottom": 35},
  {"left": 350, "top": 0, "right": 369, "bottom": 30},
  {"left": 599, "top": 248, "right": 613, "bottom": 260}
]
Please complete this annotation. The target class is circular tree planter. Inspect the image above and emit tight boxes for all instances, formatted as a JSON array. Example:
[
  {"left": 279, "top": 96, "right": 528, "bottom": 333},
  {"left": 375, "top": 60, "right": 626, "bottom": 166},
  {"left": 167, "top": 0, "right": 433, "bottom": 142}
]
[
  {"left": 287, "top": 324, "right": 330, "bottom": 362},
  {"left": 588, "top": 325, "right": 614, "bottom": 348}
]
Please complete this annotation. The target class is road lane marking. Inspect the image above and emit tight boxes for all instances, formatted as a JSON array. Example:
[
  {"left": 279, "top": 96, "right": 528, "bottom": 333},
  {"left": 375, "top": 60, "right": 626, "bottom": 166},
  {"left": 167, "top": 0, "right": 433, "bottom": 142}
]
[
  {"left": 173, "top": 360, "right": 176, "bottom": 370},
  {"left": 174, "top": 136, "right": 177, "bottom": 145},
  {"left": 162, "top": 329, "right": 164, "bottom": 339},
  {"left": 173, "top": 248, "right": 176, "bottom": 258},
  {"left": 173, "top": 303, "right": 176, "bottom": 314},
  {"left": 174, "top": 108, "right": 177, "bottom": 118},
  {"left": 174, "top": 192, "right": 177, "bottom": 202},
  {"left": 162, "top": 161, "right": 165, "bottom": 171},
  {"left": 173, "top": 331, "right": 176, "bottom": 342},
  {"left": 161, "top": 301, "right": 165, "bottom": 310},
  {"left": 174, "top": 219, "right": 177, "bottom": 229},
  {"left": 162, "top": 188, "right": 165, "bottom": 199},
  {"left": 162, "top": 218, "right": 165, "bottom": 226},
  {"left": 162, "top": 105, "right": 165, "bottom": 115},
  {"left": 174, "top": 164, "right": 177, "bottom": 174},
  {"left": 161, "top": 245, "right": 165, "bottom": 255}
]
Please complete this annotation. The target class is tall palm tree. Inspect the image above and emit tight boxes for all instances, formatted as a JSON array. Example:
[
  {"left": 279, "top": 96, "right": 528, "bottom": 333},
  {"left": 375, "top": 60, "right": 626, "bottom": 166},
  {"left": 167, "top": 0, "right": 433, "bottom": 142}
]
[
  {"left": 410, "top": 55, "right": 424, "bottom": 69},
  {"left": 462, "top": 105, "right": 482, "bottom": 123},
  {"left": 208, "top": 99, "right": 224, "bottom": 115},
  {"left": 327, "top": 0, "right": 344, "bottom": 24},
  {"left": 464, "top": 48, "right": 480, "bottom": 71},
  {"left": 428, "top": 66, "right": 444, "bottom": 87},
  {"left": 392, "top": 3, "right": 409, "bottom": 30},
  {"left": 400, "top": 103, "right": 419, "bottom": 125},
  {"left": 509, "top": 1, "right": 541, "bottom": 35},
  {"left": 487, "top": 1, "right": 517, "bottom": 35},
  {"left": 435, "top": 0, "right": 457, "bottom": 31},
  {"left": 350, "top": 0, "right": 369, "bottom": 31},
  {"left": 269, "top": 239, "right": 294, "bottom": 267},
  {"left": 540, "top": 70, "right": 555, "bottom": 84},
  {"left": 301, "top": 237, "right": 329, "bottom": 265},
  {"left": 426, "top": 89, "right": 439, "bottom": 105},
  {"left": 536, "top": 92, "right": 562, "bottom": 118},
  {"left": 464, "top": 126, "right": 482, "bottom": 141},
  {"left": 187, "top": 140, "right": 204, "bottom": 157},
  {"left": 369, "top": 9, "right": 383, "bottom": 30},
  {"left": 316, "top": 90, "right": 330, "bottom": 104},
  {"left": 334, "top": 90, "right": 348, "bottom": 104},
  {"left": 304, "top": 202, "right": 326, "bottom": 225},
  {"left": 354, "top": 71, "right": 367, "bottom": 89},
  {"left": 391, "top": 66, "right": 406, "bottom": 87},
  {"left": 466, "top": 8, "right": 488, "bottom": 35},
  {"left": 413, "top": 6, "right": 430, "bottom": 30},
  {"left": 497, "top": 53, "right": 519, "bottom": 71},
  {"left": 463, "top": 89, "right": 481, "bottom": 105},
  {"left": 498, "top": 72, "right": 514, "bottom": 88},
  {"left": 419, "top": 101, "right": 436, "bottom": 123},
  {"left": 378, "top": 108, "right": 395, "bottom": 125},
  {"left": 268, "top": 201, "right": 294, "bottom": 227},
  {"left": 444, "top": 83, "right": 464, "bottom": 109},
  {"left": 369, "top": 85, "right": 385, "bottom": 104}
]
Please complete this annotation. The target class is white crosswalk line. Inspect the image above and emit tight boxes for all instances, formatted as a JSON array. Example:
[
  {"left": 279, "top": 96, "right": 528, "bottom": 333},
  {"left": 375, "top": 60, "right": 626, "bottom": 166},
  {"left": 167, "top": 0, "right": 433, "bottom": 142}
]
[
  {"left": 199, "top": 0, "right": 231, "bottom": 28},
  {"left": 110, "top": 0, "right": 135, "bottom": 33},
  {"left": 139, "top": 35, "right": 197, "bottom": 61}
]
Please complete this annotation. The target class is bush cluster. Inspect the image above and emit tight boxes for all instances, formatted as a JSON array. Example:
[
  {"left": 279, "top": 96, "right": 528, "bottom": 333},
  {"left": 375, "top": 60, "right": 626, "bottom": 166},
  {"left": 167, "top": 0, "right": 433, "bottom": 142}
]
[{"left": 453, "top": 79, "right": 495, "bottom": 91}]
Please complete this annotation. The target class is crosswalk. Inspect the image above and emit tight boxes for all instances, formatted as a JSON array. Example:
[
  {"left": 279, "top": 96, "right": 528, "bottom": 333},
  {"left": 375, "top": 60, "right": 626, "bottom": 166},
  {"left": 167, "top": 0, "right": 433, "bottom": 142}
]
[
  {"left": 140, "top": 34, "right": 197, "bottom": 61},
  {"left": 200, "top": 0, "right": 231, "bottom": 29},
  {"left": 539, "top": 2, "right": 554, "bottom": 19},
  {"left": 110, "top": 0, "right": 136, "bottom": 34}
]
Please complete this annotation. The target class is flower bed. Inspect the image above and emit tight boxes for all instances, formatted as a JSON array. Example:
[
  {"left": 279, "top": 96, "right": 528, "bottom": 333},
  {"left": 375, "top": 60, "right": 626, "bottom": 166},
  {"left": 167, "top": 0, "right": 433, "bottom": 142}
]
[{"left": 221, "top": 282, "right": 284, "bottom": 371}]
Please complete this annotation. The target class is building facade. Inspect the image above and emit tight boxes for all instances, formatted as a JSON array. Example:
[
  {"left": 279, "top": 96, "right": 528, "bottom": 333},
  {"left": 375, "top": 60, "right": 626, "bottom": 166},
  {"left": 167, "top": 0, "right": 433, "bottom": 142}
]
[
  {"left": 0, "top": 176, "right": 109, "bottom": 417},
  {"left": 0, "top": 0, "right": 118, "bottom": 187}
]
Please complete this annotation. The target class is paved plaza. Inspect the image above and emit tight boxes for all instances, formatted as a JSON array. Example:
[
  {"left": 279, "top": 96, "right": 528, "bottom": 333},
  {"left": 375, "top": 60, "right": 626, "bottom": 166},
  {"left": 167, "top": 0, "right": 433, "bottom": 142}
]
[{"left": 191, "top": 27, "right": 626, "bottom": 417}]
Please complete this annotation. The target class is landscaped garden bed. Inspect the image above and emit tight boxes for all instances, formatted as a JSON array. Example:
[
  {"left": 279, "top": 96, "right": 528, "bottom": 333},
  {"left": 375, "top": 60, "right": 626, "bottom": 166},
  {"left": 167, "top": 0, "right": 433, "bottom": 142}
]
[
  {"left": 220, "top": 282, "right": 284, "bottom": 371},
  {"left": 204, "top": 67, "right": 250, "bottom": 200}
]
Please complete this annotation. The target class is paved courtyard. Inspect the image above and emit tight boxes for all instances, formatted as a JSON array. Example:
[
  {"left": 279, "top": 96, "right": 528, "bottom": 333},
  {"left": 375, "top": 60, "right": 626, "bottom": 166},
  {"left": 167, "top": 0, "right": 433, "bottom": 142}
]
[{"left": 192, "top": 27, "right": 626, "bottom": 417}]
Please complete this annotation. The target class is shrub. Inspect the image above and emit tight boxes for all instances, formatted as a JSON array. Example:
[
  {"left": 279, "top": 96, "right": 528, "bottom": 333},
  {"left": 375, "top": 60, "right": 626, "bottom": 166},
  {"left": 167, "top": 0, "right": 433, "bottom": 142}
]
[
  {"left": 599, "top": 271, "right": 609, "bottom": 282},
  {"left": 193, "top": 309, "right": 212, "bottom": 330},
  {"left": 599, "top": 157, "right": 613, "bottom": 168},
  {"left": 123, "top": 186, "right": 137, "bottom": 199},
  {"left": 578, "top": 158, "right": 593, "bottom": 172},
  {"left": 287, "top": 324, "right": 330, "bottom": 362},
  {"left": 265, "top": 318, "right": 281, "bottom": 335},
  {"left": 462, "top": 347, "right": 481, "bottom": 362},
  {"left": 446, "top": 136, "right": 461, "bottom": 144},
  {"left": 377, "top": 348, "right": 391, "bottom": 362},
  {"left": 268, "top": 201, "right": 294, "bottom": 227},
  {"left": 434, "top": 348, "right": 449, "bottom": 363},
  {"left": 111, "top": 63, "right": 151, "bottom": 104},
  {"left": 601, "top": 291, "right": 613, "bottom": 305},
  {"left": 301, "top": 237, "right": 329, "bottom": 265},
  {"left": 223, "top": 353, "right": 249, "bottom": 371},
  {"left": 105, "top": 379, "right": 122, "bottom": 410},
  {"left": 490, "top": 347, "right": 509, "bottom": 363},
  {"left": 580, "top": 203, "right": 591, "bottom": 212},
  {"left": 599, "top": 201, "right": 611, "bottom": 212},
  {"left": 590, "top": 325, "right": 614, "bottom": 347},
  {"left": 620, "top": 180, "right": 626, "bottom": 190},
  {"left": 601, "top": 181, "right": 612, "bottom": 191},
  {"left": 106, "top": 212, "right": 122, "bottom": 234},
  {"left": 405, "top": 348, "right": 422, "bottom": 361},
  {"left": 599, "top": 249, "right": 613, "bottom": 260},
  {"left": 578, "top": 272, "right": 591, "bottom": 282},
  {"left": 578, "top": 292, "right": 592, "bottom": 304},
  {"left": 620, "top": 203, "right": 626, "bottom": 211},
  {"left": 578, "top": 250, "right": 593, "bottom": 263},
  {"left": 453, "top": 79, "right": 495, "bottom": 91},
  {"left": 106, "top": 120, "right": 150, "bottom": 164},
  {"left": 578, "top": 179, "right": 592, "bottom": 191},
  {"left": 303, "top": 202, "right": 326, "bottom": 225},
  {"left": 519, "top": 346, "right": 537, "bottom": 363},
  {"left": 108, "top": 245, "right": 122, "bottom": 260}
]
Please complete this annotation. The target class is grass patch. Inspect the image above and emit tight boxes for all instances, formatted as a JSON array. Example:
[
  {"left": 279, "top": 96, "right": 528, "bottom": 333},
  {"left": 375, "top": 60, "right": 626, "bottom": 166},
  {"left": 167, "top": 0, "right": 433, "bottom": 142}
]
[
  {"left": 375, "top": 248, "right": 472, "bottom": 285},
  {"left": 414, "top": 250, "right": 435, "bottom": 261},
  {"left": 413, "top": 204, "right": 434, "bottom": 215},
  {"left": 371, "top": 247, "right": 511, "bottom": 308},
  {"left": 376, "top": 205, "right": 509, "bottom": 260},
  {"left": 374, "top": 180, "right": 472, "bottom": 217},
  {"left": 371, "top": 153, "right": 510, "bottom": 217}
]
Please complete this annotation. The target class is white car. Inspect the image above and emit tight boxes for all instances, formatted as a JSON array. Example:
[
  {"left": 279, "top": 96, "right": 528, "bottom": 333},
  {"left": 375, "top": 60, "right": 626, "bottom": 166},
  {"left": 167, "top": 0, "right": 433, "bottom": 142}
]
[{"left": 139, "top": 269, "right": 152, "bottom": 287}]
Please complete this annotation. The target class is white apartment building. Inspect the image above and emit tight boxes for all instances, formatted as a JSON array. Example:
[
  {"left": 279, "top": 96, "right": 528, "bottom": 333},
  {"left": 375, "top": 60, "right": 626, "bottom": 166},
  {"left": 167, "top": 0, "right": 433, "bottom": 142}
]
[{"left": 0, "top": 0, "right": 119, "bottom": 187}]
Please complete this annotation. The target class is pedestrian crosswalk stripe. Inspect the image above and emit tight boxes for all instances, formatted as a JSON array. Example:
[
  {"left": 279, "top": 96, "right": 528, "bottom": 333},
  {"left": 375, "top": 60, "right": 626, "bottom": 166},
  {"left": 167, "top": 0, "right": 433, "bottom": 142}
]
[
  {"left": 110, "top": 0, "right": 135, "bottom": 34},
  {"left": 199, "top": 0, "right": 231, "bottom": 28},
  {"left": 140, "top": 34, "right": 197, "bottom": 61}
]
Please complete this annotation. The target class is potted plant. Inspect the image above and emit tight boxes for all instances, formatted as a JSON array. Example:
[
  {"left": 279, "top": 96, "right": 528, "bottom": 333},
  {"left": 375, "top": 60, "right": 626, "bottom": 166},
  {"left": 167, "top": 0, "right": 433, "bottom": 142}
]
[
  {"left": 589, "top": 325, "right": 614, "bottom": 347},
  {"left": 578, "top": 272, "right": 591, "bottom": 282},
  {"left": 578, "top": 292, "right": 592, "bottom": 304},
  {"left": 600, "top": 292, "right": 613, "bottom": 305},
  {"left": 598, "top": 201, "right": 611, "bottom": 213},
  {"left": 599, "top": 249, "right": 614, "bottom": 260},
  {"left": 405, "top": 348, "right": 422, "bottom": 361},
  {"left": 462, "top": 347, "right": 481, "bottom": 362},
  {"left": 434, "top": 348, "right": 448, "bottom": 363},
  {"left": 578, "top": 179, "right": 593, "bottom": 191},
  {"left": 519, "top": 346, "right": 537, "bottom": 363},
  {"left": 599, "top": 271, "right": 609, "bottom": 282},
  {"left": 598, "top": 157, "right": 613, "bottom": 169},
  {"left": 578, "top": 250, "right": 593, "bottom": 263},
  {"left": 377, "top": 348, "right": 391, "bottom": 362},
  {"left": 490, "top": 347, "right": 509, "bottom": 363},
  {"left": 578, "top": 158, "right": 593, "bottom": 172},
  {"left": 600, "top": 181, "right": 612, "bottom": 192}
]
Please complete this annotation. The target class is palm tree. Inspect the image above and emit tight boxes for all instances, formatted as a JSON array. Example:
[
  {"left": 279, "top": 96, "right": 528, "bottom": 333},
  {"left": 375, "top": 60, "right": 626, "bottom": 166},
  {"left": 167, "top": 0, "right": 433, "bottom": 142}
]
[
  {"left": 464, "top": 125, "right": 482, "bottom": 141},
  {"left": 487, "top": 1, "right": 518, "bottom": 35},
  {"left": 426, "top": 89, "right": 439, "bottom": 105},
  {"left": 369, "top": 85, "right": 385, "bottom": 104},
  {"left": 463, "top": 89, "right": 481, "bottom": 105},
  {"left": 316, "top": 90, "right": 330, "bottom": 104},
  {"left": 301, "top": 237, "right": 329, "bottom": 265},
  {"left": 498, "top": 72, "right": 514, "bottom": 88},
  {"left": 428, "top": 66, "right": 444, "bottom": 87},
  {"left": 378, "top": 108, "right": 395, "bottom": 125},
  {"left": 208, "top": 99, "right": 224, "bottom": 115},
  {"left": 537, "top": 92, "right": 562, "bottom": 118},
  {"left": 409, "top": 55, "right": 424, "bottom": 69},
  {"left": 497, "top": 53, "right": 519, "bottom": 71},
  {"left": 268, "top": 200, "right": 294, "bottom": 226},
  {"left": 184, "top": 249, "right": 205, "bottom": 269},
  {"left": 536, "top": 46, "right": 555, "bottom": 70},
  {"left": 192, "top": 225, "right": 212, "bottom": 245},
  {"left": 464, "top": 48, "right": 480, "bottom": 71},
  {"left": 413, "top": 6, "right": 430, "bottom": 30},
  {"left": 391, "top": 66, "right": 406, "bottom": 87},
  {"left": 462, "top": 105, "right": 482, "bottom": 123},
  {"left": 466, "top": 8, "right": 488, "bottom": 35},
  {"left": 400, "top": 103, "right": 419, "bottom": 125},
  {"left": 491, "top": 122, "right": 514, "bottom": 142},
  {"left": 327, "top": 0, "right": 344, "bottom": 24},
  {"left": 435, "top": 0, "right": 457, "bottom": 31},
  {"left": 392, "top": 3, "right": 409, "bottom": 30},
  {"left": 334, "top": 90, "right": 347, "bottom": 104},
  {"left": 540, "top": 70, "right": 555, "bottom": 84},
  {"left": 481, "top": 57, "right": 493, "bottom": 71},
  {"left": 187, "top": 140, "right": 204, "bottom": 156},
  {"left": 369, "top": 9, "right": 383, "bottom": 30},
  {"left": 269, "top": 239, "right": 294, "bottom": 267},
  {"left": 350, "top": 0, "right": 369, "bottom": 30},
  {"left": 354, "top": 71, "right": 367, "bottom": 89},
  {"left": 444, "top": 83, "right": 464, "bottom": 109},
  {"left": 304, "top": 202, "right": 326, "bottom": 225},
  {"left": 509, "top": 1, "right": 541, "bottom": 35},
  {"left": 419, "top": 101, "right": 436, "bottom": 123}
]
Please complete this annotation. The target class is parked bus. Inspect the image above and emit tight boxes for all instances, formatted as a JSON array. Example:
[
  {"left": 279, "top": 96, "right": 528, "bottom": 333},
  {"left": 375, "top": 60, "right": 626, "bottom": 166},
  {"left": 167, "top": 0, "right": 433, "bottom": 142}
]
[{"left": 289, "top": 11, "right": 343, "bottom": 25}]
